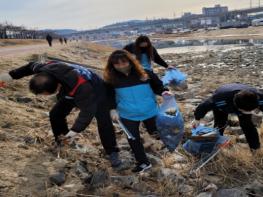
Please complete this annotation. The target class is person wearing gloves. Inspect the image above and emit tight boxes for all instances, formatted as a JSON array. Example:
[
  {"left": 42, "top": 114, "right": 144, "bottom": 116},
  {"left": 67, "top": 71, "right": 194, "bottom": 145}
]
[
  {"left": 193, "top": 83, "right": 263, "bottom": 152},
  {"left": 104, "top": 50, "right": 170, "bottom": 173},
  {"left": 0, "top": 61, "right": 121, "bottom": 167},
  {"left": 123, "top": 35, "right": 173, "bottom": 71}
]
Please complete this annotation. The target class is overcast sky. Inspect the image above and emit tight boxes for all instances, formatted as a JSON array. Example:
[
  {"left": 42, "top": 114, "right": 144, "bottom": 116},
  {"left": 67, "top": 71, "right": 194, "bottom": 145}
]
[{"left": 0, "top": 0, "right": 260, "bottom": 30}]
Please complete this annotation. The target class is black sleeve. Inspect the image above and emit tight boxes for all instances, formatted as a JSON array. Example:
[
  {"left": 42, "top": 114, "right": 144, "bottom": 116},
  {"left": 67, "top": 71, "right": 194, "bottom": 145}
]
[
  {"left": 70, "top": 83, "right": 97, "bottom": 132},
  {"left": 194, "top": 97, "right": 214, "bottom": 120},
  {"left": 147, "top": 71, "right": 168, "bottom": 96},
  {"left": 104, "top": 82, "right": 117, "bottom": 109},
  {"left": 123, "top": 43, "right": 134, "bottom": 54},
  {"left": 153, "top": 47, "right": 168, "bottom": 68},
  {"left": 8, "top": 62, "right": 42, "bottom": 79}
]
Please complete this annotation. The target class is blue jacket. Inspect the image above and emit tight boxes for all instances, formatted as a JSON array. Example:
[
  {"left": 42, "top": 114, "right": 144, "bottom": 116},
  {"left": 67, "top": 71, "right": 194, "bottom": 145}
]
[{"left": 107, "top": 69, "right": 168, "bottom": 121}]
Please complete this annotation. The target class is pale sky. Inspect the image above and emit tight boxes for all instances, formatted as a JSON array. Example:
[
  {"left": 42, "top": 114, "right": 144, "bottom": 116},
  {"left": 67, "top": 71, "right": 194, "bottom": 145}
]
[{"left": 0, "top": 0, "right": 260, "bottom": 30}]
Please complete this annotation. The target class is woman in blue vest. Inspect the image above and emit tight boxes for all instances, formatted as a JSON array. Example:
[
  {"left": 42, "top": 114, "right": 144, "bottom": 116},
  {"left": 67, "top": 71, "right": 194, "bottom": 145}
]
[
  {"left": 124, "top": 35, "right": 172, "bottom": 71},
  {"left": 104, "top": 50, "right": 170, "bottom": 173}
]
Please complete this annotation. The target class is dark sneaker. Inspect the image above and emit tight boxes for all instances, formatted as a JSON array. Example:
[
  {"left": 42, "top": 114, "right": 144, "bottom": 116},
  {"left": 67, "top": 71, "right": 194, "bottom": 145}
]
[
  {"left": 132, "top": 163, "right": 152, "bottom": 173},
  {"left": 109, "top": 152, "right": 122, "bottom": 167}
]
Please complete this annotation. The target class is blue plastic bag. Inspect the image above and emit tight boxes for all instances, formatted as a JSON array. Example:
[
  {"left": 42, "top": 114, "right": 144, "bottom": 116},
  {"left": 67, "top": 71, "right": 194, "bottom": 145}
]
[
  {"left": 183, "top": 126, "right": 229, "bottom": 156},
  {"left": 162, "top": 68, "right": 187, "bottom": 86},
  {"left": 156, "top": 95, "right": 184, "bottom": 151}
]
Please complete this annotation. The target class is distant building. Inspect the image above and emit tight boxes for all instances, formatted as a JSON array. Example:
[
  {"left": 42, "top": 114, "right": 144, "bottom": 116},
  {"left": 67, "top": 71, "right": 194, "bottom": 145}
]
[
  {"left": 182, "top": 12, "right": 192, "bottom": 18},
  {"left": 202, "top": 4, "right": 228, "bottom": 16},
  {"left": 190, "top": 16, "right": 220, "bottom": 28}
]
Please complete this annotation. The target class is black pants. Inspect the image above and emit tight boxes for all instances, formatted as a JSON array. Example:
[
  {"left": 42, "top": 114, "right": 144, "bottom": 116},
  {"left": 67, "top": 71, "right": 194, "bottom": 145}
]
[
  {"left": 47, "top": 40, "right": 52, "bottom": 47},
  {"left": 49, "top": 98, "right": 118, "bottom": 154},
  {"left": 120, "top": 116, "right": 157, "bottom": 164},
  {"left": 213, "top": 109, "right": 260, "bottom": 150}
]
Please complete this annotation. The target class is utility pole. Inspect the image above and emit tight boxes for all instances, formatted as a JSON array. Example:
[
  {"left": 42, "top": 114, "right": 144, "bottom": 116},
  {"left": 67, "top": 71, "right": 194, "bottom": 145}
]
[
  {"left": 250, "top": 0, "right": 252, "bottom": 8},
  {"left": 259, "top": 0, "right": 261, "bottom": 7}
]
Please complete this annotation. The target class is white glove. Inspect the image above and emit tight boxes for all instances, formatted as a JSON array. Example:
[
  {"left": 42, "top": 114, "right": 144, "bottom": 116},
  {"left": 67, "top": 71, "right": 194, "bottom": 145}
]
[
  {"left": 63, "top": 130, "right": 79, "bottom": 144},
  {"left": 167, "top": 65, "right": 176, "bottom": 69},
  {"left": 0, "top": 73, "right": 12, "bottom": 82},
  {"left": 110, "top": 109, "right": 119, "bottom": 122},
  {"left": 192, "top": 119, "right": 200, "bottom": 129},
  {"left": 162, "top": 91, "right": 173, "bottom": 96}
]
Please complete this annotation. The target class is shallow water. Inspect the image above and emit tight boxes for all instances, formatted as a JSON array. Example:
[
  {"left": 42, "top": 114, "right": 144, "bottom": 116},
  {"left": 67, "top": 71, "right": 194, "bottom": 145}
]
[{"left": 158, "top": 45, "right": 246, "bottom": 54}]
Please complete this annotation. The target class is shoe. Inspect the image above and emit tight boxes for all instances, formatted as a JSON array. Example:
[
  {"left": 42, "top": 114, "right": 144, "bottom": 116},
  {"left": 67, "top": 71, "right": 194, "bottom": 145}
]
[
  {"left": 132, "top": 162, "right": 152, "bottom": 173},
  {"left": 109, "top": 152, "right": 122, "bottom": 167}
]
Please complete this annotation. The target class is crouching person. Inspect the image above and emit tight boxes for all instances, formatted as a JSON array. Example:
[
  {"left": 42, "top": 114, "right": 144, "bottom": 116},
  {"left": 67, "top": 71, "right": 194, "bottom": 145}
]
[
  {"left": 104, "top": 50, "right": 170, "bottom": 173},
  {"left": 193, "top": 83, "right": 263, "bottom": 152},
  {"left": 0, "top": 61, "right": 121, "bottom": 167}
]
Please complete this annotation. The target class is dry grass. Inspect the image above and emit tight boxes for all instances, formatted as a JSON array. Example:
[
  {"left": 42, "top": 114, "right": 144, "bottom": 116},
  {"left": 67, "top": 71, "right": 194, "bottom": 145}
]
[{"left": 0, "top": 39, "right": 46, "bottom": 47}]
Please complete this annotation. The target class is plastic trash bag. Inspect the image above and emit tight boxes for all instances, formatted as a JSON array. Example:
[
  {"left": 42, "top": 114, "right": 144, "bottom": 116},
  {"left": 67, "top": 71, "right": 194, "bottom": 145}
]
[
  {"left": 183, "top": 125, "right": 229, "bottom": 156},
  {"left": 162, "top": 68, "right": 187, "bottom": 89},
  {"left": 156, "top": 95, "right": 184, "bottom": 151}
]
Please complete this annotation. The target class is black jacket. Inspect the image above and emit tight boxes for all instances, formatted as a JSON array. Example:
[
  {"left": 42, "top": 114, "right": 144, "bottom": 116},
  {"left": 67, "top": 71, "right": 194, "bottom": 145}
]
[
  {"left": 124, "top": 43, "right": 168, "bottom": 68},
  {"left": 194, "top": 83, "right": 263, "bottom": 120},
  {"left": 9, "top": 61, "right": 104, "bottom": 132}
]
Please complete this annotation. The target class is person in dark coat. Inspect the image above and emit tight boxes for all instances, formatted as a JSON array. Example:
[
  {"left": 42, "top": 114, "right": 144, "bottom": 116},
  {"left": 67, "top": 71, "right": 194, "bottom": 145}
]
[
  {"left": 193, "top": 83, "right": 263, "bottom": 152},
  {"left": 0, "top": 61, "right": 121, "bottom": 167},
  {"left": 59, "top": 37, "right": 63, "bottom": 44},
  {"left": 46, "top": 34, "right": 53, "bottom": 47},
  {"left": 124, "top": 35, "right": 173, "bottom": 71}
]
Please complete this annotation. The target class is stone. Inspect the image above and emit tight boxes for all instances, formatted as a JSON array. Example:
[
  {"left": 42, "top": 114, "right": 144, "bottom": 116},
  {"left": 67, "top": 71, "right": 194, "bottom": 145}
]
[
  {"left": 75, "top": 160, "right": 92, "bottom": 183},
  {"left": 204, "top": 175, "right": 223, "bottom": 184},
  {"left": 147, "top": 153, "right": 164, "bottom": 166},
  {"left": 53, "top": 159, "right": 68, "bottom": 171},
  {"left": 203, "top": 111, "right": 214, "bottom": 122},
  {"left": 49, "top": 172, "right": 65, "bottom": 186},
  {"left": 237, "top": 134, "right": 246, "bottom": 143},
  {"left": 226, "top": 127, "right": 243, "bottom": 135},
  {"left": 245, "top": 180, "right": 263, "bottom": 196},
  {"left": 204, "top": 183, "right": 218, "bottom": 192},
  {"left": 89, "top": 170, "right": 110, "bottom": 188},
  {"left": 170, "top": 152, "right": 187, "bottom": 163},
  {"left": 0, "top": 133, "right": 7, "bottom": 141},
  {"left": 157, "top": 168, "right": 185, "bottom": 184},
  {"left": 17, "top": 144, "right": 29, "bottom": 149},
  {"left": 252, "top": 114, "right": 263, "bottom": 127},
  {"left": 214, "top": 188, "right": 247, "bottom": 197},
  {"left": 16, "top": 97, "right": 32, "bottom": 103},
  {"left": 196, "top": 192, "right": 214, "bottom": 197},
  {"left": 111, "top": 175, "right": 139, "bottom": 188},
  {"left": 23, "top": 136, "right": 35, "bottom": 145},
  {"left": 178, "top": 184, "right": 193, "bottom": 194},
  {"left": 1, "top": 122, "right": 13, "bottom": 129}
]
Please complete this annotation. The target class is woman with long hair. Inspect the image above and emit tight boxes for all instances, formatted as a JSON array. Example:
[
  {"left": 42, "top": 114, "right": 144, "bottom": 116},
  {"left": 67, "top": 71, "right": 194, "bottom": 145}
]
[
  {"left": 124, "top": 35, "right": 172, "bottom": 71},
  {"left": 104, "top": 50, "right": 170, "bottom": 173}
]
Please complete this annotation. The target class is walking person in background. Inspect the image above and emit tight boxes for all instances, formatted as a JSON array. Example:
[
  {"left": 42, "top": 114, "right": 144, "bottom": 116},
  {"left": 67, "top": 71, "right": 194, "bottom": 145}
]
[
  {"left": 59, "top": 37, "right": 64, "bottom": 44},
  {"left": 46, "top": 34, "right": 53, "bottom": 47}
]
